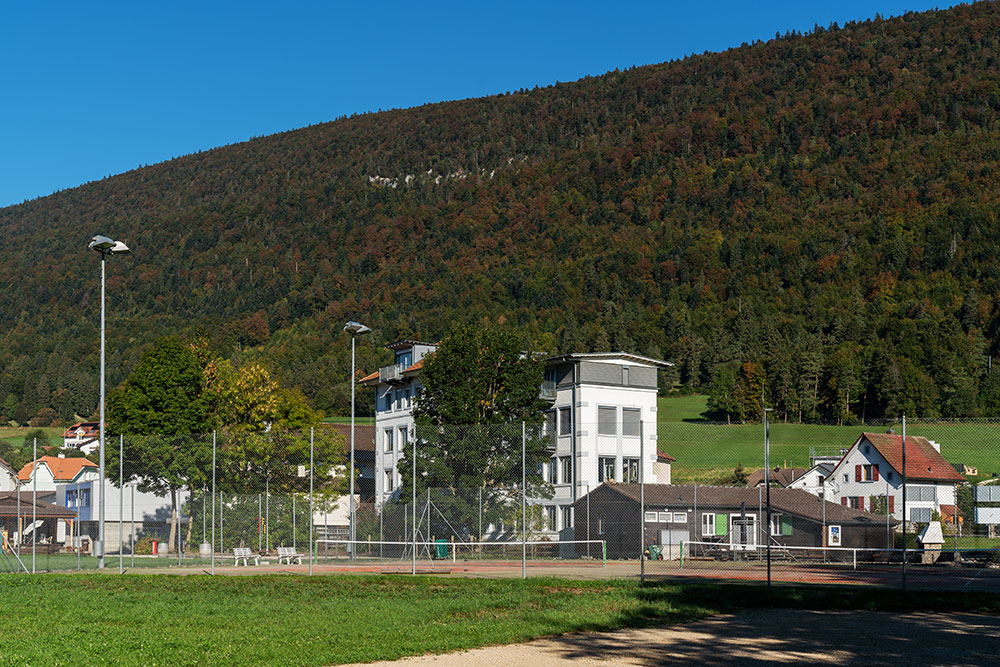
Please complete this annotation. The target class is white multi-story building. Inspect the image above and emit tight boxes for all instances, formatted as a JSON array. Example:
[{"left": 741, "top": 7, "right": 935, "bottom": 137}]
[
  {"left": 361, "top": 343, "right": 673, "bottom": 537},
  {"left": 822, "top": 432, "right": 966, "bottom": 524},
  {"left": 359, "top": 340, "right": 437, "bottom": 506}
]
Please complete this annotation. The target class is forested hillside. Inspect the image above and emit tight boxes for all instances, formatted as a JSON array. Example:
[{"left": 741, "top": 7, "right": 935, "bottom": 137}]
[{"left": 2, "top": 3, "right": 1000, "bottom": 425}]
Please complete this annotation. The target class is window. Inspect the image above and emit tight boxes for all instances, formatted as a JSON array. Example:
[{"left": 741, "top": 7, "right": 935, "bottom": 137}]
[
  {"left": 399, "top": 427, "right": 409, "bottom": 451},
  {"left": 384, "top": 469, "right": 395, "bottom": 492},
  {"left": 396, "top": 351, "right": 412, "bottom": 368},
  {"left": 644, "top": 511, "right": 658, "bottom": 523},
  {"left": 599, "top": 456, "right": 616, "bottom": 483},
  {"left": 548, "top": 458, "right": 557, "bottom": 483},
  {"left": 910, "top": 507, "right": 933, "bottom": 523},
  {"left": 910, "top": 486, "right": 937, "bottom": 502},
  {"left": 403, "top": 389, "right": 412, "bottom": 409},
  {"left": 843, "top": 473, "right": 849, "bottom": 483},
  {"left": 562, "top": 506, "right": 572, "bottom": 529},
  {"left": 560, "top": 457, "right": 573, "bottom": 485},
  {"left": 658, "top": 511, "right": 672, "bottom": 523},
  {"left": 623, "top": 457, "right": 639, "bottom": 483},
  {"left": 623, "top": 408, "right": 641, "bottom": 437},
  {"left": 559, "top": 407, "right": 571, "bottom": 435},
  {"left": 598, "top": 406, "right": 617, "bottom": 436},
  {"left": 846, "top": 496, "right": 861, "bottom": 509},
  {"left": 856, "top": 464, "right": 879, "bottom": 482},
  {"left": 702, "top": 513, "right": 716, "bottom": 537},
  {"left": 546, "top": 506, "right": 556, "bottom": 530},
  {"left": 769, "top": 514, "right": 792, "bottom": 536},
  {"left": 672, "top": 512, "right": 687, "bottom": 523},
  {"left": 384, "top": 429, "right": 394, "bottom": 453},
  {"left": 545, "top": 411, "right": 556, "bottom": 436}
]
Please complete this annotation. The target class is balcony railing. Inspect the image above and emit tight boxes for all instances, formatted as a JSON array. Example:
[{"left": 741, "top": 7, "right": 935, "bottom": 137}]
[{"left": 379, "top": 363, "right": 407, "bottom": 383}]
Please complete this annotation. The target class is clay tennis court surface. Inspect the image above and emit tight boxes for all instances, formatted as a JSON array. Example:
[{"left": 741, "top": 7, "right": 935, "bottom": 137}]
[{"left": 346, "top": 609, "right": 1000, "bottom": 666}]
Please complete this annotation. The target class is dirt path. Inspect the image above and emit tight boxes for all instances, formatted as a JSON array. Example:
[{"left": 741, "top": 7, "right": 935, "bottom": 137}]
[{"left": 346, "top": 609, "right": 1000, "bottom": 666}]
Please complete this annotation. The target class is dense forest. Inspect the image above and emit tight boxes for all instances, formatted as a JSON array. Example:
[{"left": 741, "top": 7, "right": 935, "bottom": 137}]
[{"left": 1, "top": 3, "right": 1000, "bottom": 425}]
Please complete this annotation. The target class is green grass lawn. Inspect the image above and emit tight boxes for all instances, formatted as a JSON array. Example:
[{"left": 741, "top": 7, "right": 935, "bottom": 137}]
[
  {"left": 322, "top": 416, "right": 375, "bottom": 425},
  {"left": 0, "top": 575, "right": 997, "bottom": 666}
]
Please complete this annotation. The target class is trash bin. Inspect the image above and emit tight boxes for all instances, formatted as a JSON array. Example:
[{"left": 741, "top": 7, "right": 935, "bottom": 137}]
[
  {"left": 647, "top": 544, "right": 662, "bottom": 560},
  {"left": 434, "top": 539, "right": 448, "bottom": 559},
  {"left": 151, "top": 540, "right": 158, "bottom": 555}
]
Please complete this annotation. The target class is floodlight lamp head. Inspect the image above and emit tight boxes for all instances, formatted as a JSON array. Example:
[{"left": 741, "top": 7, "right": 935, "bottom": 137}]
[
  {"left": 89, "top": 235, "right": 115, "bottom": 252},
  {"left": 344, "top": 321, "right": 371, "bottom": 336},
  {"left": 89, "top": 235, "right": 130, "bottom": 255}
]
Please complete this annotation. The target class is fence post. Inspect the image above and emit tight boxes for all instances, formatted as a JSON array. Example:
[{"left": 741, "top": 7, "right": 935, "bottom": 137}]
[
  {"left": 211, "top": 430, "right": 216, "bottom": 575},
  {"left": 411, "top": 428, "right": 416, "bottom": 576},
  {"left": 131, "top": 484, "right": 135, "bottom": 569},
  {"left": 640, "top": 421, "right": 644, "bottom": 583},
  {"left": 902, "top": 415, "right": 907, "bottom": 591},
  {"left": 177, "top": 488, "right": 182, "bottom": 567},
  {"left": 119, "top": 434, "right": 123, "bottom": 574},
  {"left": 220, "top": 489, "right": 224, "bottom": 564},
  {"left": 522, "top": 422, "right": 527, "bottom": 580},
  {"left": 32, "top": 436, "right": 36, "bottom": 574},
  {"left": 308, "top": 427, "right": 314, "bottom": 576}
]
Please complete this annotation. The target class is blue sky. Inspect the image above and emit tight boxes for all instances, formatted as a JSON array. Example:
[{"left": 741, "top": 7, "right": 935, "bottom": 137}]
[{"left": 0, "top": 1, "right": 961, "bottom": 208}]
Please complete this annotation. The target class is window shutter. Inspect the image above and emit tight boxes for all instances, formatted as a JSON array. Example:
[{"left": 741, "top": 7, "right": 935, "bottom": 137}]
[
  {"left": 781, "top": 515, "right": 793, "bottom": 536},
  {"left": 715, "top": 513, "right": 728, "bottom": 536},
  {"left": 888, "top": 496, "right": 895, "bottom": 513},
  {"left": 855, "top": 464, "right": 862, "bottom": 482},
  {"left": 841, "top": 497, "right": 848, "bottom": 506},
  {"left": 873, "top": 464, "right": 879, "bottom": 481}
]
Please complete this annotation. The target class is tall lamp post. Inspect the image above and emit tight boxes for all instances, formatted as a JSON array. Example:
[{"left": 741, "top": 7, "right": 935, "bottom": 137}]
[
  {"left": 89, "top": 235, "right": 130, "bottom": 569},
  {"left": 344, "top": 321, "right": 371, "bottom": 559}
]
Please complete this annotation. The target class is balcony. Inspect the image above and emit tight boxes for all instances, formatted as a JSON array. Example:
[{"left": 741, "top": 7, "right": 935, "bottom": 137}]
[
  {"left": 379, "top": 363, "right": 409, "bottom": 384},
  {"left": 539, "top": 380, "right": 557, "bottom": 402}
]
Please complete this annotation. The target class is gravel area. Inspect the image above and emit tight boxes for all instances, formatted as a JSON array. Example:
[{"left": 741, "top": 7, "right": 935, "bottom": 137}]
[{"left": 346, "top": 609, "right": 1000, "bottom": 666}]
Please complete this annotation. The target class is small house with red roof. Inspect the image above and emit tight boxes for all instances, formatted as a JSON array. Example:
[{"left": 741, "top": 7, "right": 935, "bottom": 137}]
[
  {"left": 826, "top": 432, "right": 967, "bottom": 525},
  {"left": 18, "top": 456, "right": 99, "bottom": 493},
  {"left": 62, "top": 422, "right": 101, "bottom": 450}
]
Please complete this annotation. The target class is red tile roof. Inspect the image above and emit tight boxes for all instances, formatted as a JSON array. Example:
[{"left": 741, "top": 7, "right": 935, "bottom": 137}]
[
  {"left": 657, "top": 451, "right": 676, "bottom": 462},
  {"left": 857, "top": 433, "right": 966, "bottom": 483},
  {"left": 18, "top": 456, "right": 98, "bottom": 482}
]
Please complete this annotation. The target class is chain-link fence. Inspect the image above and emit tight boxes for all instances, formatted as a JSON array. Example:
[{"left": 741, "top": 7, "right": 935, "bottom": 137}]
[{"left": 4, "top": 417, "right": 1000, "bottom": 590}]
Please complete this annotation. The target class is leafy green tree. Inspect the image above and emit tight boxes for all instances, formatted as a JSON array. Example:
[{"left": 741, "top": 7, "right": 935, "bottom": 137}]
[
  {"left": 107, "top": 336, "right": 214, "bottom": 552},
  {"left": 398, "top": 324, "right": 552, "bottom": 539}
]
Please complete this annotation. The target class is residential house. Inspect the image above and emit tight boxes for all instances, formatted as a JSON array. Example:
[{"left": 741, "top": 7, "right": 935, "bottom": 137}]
[
  {"left": 787, "top": 461, "right": 836, "bottom": 497},
  {"left": 573, "top": 483, "right": 895, "bottom": 560},
  {"left": 824, "top": 433, "right": 967, "bottom": 525},
  {"left": 360, "top": 343, "right": 674, "bottom": 538},
  {"left": 18, "top": 456, "right": 99, "bottom": 492},
  {"left": 62, "top": 422, "right": 100, "bottom": 451}
]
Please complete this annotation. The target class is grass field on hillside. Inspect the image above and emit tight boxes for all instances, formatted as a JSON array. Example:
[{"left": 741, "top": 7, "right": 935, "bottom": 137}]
[
  {"left": 0, "top": 575, "right": 997, "bottom": 666},
  {"left": 656, "top": 396, "right": 1000, "bottom": 483}
]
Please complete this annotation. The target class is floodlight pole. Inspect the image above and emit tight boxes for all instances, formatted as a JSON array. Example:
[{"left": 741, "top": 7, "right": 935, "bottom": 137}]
[
  {"left": 89, "top": 235, "right": 129, "bottom": 570},
  {"left": 98, "top": 251, "right": 106, "bottom": 569},
  {"left": 344, "top": 321, "right": 371, "bottom": 561}
]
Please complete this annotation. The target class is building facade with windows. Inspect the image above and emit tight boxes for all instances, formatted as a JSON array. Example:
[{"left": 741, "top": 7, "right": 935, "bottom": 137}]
[
  {"left": 539, "top": 352, "right": 672, "bottom": 536},
  {"left": 359, "top": 340, "right": 436, "bottom": 506},
  {"left": 361, "top": 345, "right": 673, "bottom": 539},
  {"left": 824, "top": 432, "right": 966, "bottom": 524}
]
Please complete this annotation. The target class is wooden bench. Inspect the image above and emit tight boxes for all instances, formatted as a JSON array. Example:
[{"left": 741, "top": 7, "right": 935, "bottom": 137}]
[
  {"left": 233, "top": 547, "right": 260, "bottom": 566},
  {"left": 276, "top": 546, "right": 304, "bottom": 565}
]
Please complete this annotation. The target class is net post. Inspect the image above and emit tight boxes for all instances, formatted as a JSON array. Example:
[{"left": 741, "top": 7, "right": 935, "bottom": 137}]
[
  {"left": 211, "top": 431, "right": 216, "bottom": 575},
  {"left": 602, "top": 540, "right": 606, "bottom": 566},
  {"left": 308, "top": 427, "right": 314, "bottom": 576},
  {"left": 680, "top": 541, "right": 684, "bottom": 569}
]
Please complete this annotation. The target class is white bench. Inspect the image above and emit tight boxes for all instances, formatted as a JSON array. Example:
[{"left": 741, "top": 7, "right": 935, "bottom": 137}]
[
  {"left": 233, "top": 547, "right": 260, "bottom": 566},
  {"left": 276, "top": 546, "right": 304, "bottom": 565}
]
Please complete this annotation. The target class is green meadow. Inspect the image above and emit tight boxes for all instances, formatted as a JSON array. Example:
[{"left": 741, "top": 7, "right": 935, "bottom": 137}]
[{"left": 657, "top": 395, "right": 1000, "bottom": 483}]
